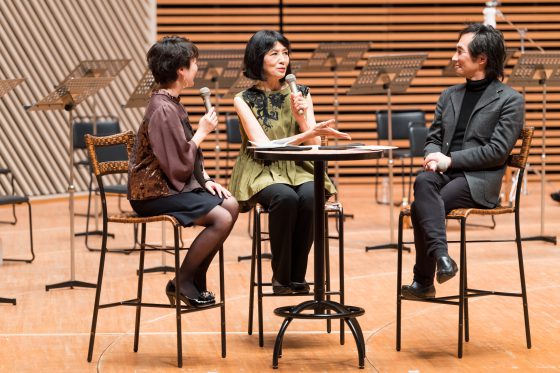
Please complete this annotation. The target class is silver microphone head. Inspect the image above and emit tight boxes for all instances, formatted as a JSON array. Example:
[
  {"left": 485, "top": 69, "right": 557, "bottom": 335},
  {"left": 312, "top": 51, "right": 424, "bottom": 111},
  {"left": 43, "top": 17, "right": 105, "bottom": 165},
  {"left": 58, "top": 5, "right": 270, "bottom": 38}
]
[
  {"left": 199, "top": 87, "right": 212, "bottom": 112},
  {"left": 284, "top": 74, "right": 303, "bottom": 115},
  {"left": 285, "top": 74, "right": 296, "bottom": 84},
  {"left": 199, "top": 86, "right": 211, "bottom": 97}
]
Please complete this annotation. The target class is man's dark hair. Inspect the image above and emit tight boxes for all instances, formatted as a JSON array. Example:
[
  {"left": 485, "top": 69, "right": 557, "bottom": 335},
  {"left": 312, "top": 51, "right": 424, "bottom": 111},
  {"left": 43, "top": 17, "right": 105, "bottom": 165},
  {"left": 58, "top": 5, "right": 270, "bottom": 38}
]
[
  {"left": 243, "top": 30, "right": 292, "bottom": 82},
  {"left": 147, "top": 36, "right": 199, "bottom": 85},
  {"left": 459, "top": 23, "right": 506, "bottom": 80}
]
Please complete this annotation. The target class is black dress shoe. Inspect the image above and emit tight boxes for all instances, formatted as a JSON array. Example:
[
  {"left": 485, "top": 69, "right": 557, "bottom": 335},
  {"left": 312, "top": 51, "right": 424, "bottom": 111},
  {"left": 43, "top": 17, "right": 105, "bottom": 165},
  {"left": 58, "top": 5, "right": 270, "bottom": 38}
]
[
  {"left": 436, "top": 254, "right": 458, "bottom": 284},
  {"left": 165, "top": 281, "right": 215, "bottom": 308},
  {"left": 200, "top": 290, "right": 216, "bottom": 302},
  {"left": 401, "top": 281, "right": 435, "bottom": 299},
  {"left": 290, "top": 281, "right": 310, "bottom": 294},
  {"left": 272, "top": 278, "right": 292, "bottom": 295},
  {"left": 551, "top": 192, "right": 560, "bottom": 202}
]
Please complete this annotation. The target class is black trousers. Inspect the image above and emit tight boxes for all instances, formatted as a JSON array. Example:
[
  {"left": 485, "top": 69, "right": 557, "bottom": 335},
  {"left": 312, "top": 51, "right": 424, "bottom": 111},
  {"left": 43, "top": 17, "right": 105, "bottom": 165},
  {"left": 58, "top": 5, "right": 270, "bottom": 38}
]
[
  {"left": 411, "top": 170, "right": 483, "bottom": 286},
  {"left": 253, "top": 182, "right": 314, "bottom": 285}
]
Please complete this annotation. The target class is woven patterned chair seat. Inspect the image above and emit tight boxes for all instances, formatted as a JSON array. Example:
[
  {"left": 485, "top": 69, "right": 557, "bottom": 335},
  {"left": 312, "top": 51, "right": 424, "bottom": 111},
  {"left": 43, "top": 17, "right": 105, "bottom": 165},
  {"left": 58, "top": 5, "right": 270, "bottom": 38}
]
[
  {"left": 447, "top": 206, "right": 515, "bottom": 218},
  {"left": 399, "top": 203, "right": 514, "bottom": 218},
  {"left": 108, "top": 211, "right": 179, "bottom": 225}
]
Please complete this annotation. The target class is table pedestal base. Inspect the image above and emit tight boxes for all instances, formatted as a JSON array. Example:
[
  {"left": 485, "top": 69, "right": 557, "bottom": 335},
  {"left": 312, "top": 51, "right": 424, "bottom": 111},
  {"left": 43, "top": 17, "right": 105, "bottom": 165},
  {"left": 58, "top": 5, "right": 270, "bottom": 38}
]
[{"left": 272, "top": 300, "right": 366, "bottom": 369}]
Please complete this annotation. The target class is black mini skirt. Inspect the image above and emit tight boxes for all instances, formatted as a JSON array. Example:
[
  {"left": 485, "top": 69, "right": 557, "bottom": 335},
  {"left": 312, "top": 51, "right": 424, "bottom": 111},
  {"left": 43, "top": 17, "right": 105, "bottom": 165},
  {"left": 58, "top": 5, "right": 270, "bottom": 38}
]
[{"left": 130, "top": 188, "right": 224, "bottom": 227}]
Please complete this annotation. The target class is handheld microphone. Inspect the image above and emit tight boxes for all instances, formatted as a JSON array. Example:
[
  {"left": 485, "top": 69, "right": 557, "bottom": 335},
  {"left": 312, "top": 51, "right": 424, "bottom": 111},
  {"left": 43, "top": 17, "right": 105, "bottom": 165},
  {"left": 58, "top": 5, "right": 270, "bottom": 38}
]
[
  {"left": 199, "top": 87, "right": 212, "bottom": 113},
  {"left": 285, "top": 74, "right": 304, "bottom": 115},
  {"left": 483, "top": 1, "right": 498, "bottom": 27}
]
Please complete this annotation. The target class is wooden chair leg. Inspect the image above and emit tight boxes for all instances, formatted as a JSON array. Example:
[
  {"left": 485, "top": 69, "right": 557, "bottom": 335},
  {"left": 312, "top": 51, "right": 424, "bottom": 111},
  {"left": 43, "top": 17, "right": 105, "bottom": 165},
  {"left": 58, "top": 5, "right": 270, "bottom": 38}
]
[
  {"left": 457, "top": 218, "right": 466, "bottom": 359},
  {"left": 133, "top": 224, "right": 147, "bottom": 352},
  {"left": 247, "top": 214, "right": 257, "bottom": 335},
  {"left": 87, "top": 217, "right": 110, "bottom": 362},
  {"left": 219, "top": 245, "right": 227, "bottom": 357},
  {"left": 173, "top": 225, "right": 183, "bottom": 368},
  {"left": 515, "top": 211, "right": 532, "bottom": 349},
  {"left": 396, "top": 212, "right": 404, "bottom": 352},
  {"left": 337, "top": 207, "right": 345, "bottom": 345},
  {"left": 255, "top": 209, "right": 265, "bottom": 347}
]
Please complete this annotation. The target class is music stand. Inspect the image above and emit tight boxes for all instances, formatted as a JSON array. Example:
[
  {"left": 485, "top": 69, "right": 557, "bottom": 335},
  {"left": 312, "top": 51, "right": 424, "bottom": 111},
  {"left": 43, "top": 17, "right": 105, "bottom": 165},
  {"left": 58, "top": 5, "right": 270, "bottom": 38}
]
[
  {"left": 193, "top": 49, "right": 245, "bottom": 182},
  {"left": 27, "top": 59, "right": 128, "bottom": 291},
  {"left": 124, "top": 69, "right": 156, "bottom": 109},
  {"left": 508, "top": 52, "right": 560, "bottom": 245},
  {"left": 0, "top": 78, "right": 25, "bottom": 305},
  {"left": 301, "top": 42, "right": 369, "bottom": 195},
  {"left": 123, "top": 69, "right": 174, "bottom": 274},
  {"left": 348, "top": 53, "right": 427, "bottom": 252}
]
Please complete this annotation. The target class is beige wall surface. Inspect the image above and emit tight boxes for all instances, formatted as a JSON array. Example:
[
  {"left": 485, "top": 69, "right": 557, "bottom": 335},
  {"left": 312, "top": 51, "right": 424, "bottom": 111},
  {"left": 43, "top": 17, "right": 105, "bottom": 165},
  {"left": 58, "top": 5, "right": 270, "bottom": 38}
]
[{"left": 0, "top": 0, "right": 155, "bottom": 196}]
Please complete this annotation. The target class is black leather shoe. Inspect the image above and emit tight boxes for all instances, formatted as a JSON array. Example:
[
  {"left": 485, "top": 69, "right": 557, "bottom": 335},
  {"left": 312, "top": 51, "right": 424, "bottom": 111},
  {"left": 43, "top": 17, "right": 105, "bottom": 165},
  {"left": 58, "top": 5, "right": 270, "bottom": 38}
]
[
  {"left": 290, "top": 281, "right": 310, "bottom": 294},
  {"left": 272, "top": 278, "right": 292, "bottom": 295},
  {"left": 436, "top": 254, "right": 458, "bottom": 284},
  {"left": 551, "top": 192, "right": 560, "bottom": 202},
  {"left": 166, "top": 281, "right": 215, "bottom": 308},
  {"left": 401, "top": 281, "right": 435, "bottom": 299}
]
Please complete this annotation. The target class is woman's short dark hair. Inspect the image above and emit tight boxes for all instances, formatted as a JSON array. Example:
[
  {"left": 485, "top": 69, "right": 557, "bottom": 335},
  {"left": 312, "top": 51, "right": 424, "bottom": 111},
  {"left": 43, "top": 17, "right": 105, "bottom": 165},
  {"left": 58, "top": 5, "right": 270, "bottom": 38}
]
[
  {"left": 459, "top": 23, "right": 506, "bottom": 80},
  {"left": 243, "top": 30, "right": 292, "bottom": 81},
  {"left": 147, "top": 36, "right": 199, "bottom": 85}
]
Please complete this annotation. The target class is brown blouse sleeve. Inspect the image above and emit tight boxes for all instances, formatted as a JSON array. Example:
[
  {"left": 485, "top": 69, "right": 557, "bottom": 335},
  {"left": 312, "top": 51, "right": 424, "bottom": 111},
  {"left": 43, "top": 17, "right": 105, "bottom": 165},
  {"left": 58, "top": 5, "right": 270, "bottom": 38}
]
[{"left": 148, "top": 105, "right": 198, "bottom": 192}]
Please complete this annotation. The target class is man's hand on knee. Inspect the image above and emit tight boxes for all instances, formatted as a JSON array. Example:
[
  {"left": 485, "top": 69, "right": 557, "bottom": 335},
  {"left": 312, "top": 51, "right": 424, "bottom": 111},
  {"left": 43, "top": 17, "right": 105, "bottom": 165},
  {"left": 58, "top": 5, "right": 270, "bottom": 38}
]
[{"left": 424, "top": 152, "right": 452, "bottom": 173}]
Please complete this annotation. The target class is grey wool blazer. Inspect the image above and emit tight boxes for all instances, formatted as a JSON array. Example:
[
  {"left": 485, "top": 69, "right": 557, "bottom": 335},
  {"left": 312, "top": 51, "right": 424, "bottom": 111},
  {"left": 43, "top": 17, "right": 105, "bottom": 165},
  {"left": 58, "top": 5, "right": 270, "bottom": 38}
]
[{"left": 424, "top": 79, "right": 524, "bottom": 208}]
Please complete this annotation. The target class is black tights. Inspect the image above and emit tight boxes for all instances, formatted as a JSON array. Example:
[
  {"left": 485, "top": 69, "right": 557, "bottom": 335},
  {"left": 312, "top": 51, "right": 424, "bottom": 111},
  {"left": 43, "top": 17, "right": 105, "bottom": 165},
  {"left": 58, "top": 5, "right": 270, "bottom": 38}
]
[{"left": 175, "top": 197, "right": 239, "bottom": 298}]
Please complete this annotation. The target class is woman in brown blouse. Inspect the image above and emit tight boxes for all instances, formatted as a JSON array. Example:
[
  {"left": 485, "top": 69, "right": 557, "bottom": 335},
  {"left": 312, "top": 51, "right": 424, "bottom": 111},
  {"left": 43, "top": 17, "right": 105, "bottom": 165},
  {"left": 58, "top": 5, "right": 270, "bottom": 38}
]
[{"left": 128, "top": 36, "right": 238, "bottom": 307}]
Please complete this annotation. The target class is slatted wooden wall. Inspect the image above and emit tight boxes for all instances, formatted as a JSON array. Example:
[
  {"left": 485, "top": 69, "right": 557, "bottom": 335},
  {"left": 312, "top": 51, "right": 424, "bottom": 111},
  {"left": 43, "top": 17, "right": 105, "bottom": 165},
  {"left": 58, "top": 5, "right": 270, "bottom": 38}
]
[
  {"left": 0, "top": 0, "right": 155, "bottom": 196},
  {"left": 158, "top": 0, "right": 560, "bottom": 185}
]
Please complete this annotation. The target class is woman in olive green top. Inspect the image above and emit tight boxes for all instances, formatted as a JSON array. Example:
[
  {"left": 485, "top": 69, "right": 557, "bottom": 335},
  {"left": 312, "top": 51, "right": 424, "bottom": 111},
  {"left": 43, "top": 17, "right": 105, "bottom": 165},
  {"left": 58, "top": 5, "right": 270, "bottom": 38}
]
[{"left": 230, "top": 30, "right": 350, "bottom": 294}]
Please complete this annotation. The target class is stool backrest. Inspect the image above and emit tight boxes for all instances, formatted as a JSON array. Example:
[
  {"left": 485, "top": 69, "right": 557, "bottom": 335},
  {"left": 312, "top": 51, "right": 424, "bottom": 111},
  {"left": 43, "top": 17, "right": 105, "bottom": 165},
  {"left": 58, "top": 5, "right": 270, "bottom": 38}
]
[
  {"left": 85, "top": 131, "right": 135, "bottom": 178},
  {"left": 508, "top": 127, "right": 534, "bottom": 211},
  {"left": 376, "top": 109, "right": 425, "bottom": 140},
  {"left": 408, "top": 126, "right": 428, "bottom": 157},
  {"left": 508, "top": 127, "right": 534, "bottom": 170},
  {"left": 226, "top": 114, "right": 242, "bottom": 144}
]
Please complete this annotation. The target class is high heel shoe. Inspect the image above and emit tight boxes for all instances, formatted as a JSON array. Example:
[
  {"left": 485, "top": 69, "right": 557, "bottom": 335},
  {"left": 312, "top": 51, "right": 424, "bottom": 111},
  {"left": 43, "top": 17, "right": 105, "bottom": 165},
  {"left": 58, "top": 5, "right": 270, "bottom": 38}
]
[{"left": 165, "top": 281, "right": 215, "bottom": 308}]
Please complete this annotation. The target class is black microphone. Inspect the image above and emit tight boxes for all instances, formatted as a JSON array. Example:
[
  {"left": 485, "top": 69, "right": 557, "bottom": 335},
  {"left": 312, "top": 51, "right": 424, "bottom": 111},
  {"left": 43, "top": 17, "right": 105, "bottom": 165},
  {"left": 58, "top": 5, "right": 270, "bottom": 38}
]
[
  {"left": 285, "top": 74, "right": 304, "bottom": 115},
  {"left": 199, "top": 87, "right": 212, "bottom": 113}
]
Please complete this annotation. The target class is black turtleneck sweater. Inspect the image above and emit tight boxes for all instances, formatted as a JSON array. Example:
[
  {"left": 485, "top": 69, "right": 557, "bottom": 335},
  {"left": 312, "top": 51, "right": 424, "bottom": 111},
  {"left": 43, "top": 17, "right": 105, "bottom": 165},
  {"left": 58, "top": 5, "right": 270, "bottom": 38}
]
[{"left": 449, "top": 77, "right": 493, "bottom": 153}]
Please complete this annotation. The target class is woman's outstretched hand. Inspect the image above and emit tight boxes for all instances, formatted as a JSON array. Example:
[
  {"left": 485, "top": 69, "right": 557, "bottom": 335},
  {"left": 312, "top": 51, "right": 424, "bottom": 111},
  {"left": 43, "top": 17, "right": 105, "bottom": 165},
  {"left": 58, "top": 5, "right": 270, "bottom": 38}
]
[
  {"left": 205, "top": 180, "right": 232, "bottom": 199},
  {"left": 312, "top": 119, "right": 351, "bottom": 140}
]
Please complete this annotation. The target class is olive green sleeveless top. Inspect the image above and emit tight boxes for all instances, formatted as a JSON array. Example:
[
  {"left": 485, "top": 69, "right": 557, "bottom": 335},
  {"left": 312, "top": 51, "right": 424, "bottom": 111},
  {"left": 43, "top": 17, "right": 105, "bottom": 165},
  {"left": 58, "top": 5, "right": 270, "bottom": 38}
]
[{"left": 229, "top": 84, "right": 336, "bottom": 212}]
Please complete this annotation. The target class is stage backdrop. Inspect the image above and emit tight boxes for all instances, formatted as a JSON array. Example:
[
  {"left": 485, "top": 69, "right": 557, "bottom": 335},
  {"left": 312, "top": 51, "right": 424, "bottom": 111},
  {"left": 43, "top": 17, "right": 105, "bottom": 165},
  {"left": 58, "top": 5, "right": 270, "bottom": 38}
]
[
  {"left": 158, "top": 0, "right": 560, "bottom": 185},
  {"left": 1, "top": 0, "right": 559, "bottom": 197},
  {"left": 0, "top": 0, "right": 155, "bottom": 196}
]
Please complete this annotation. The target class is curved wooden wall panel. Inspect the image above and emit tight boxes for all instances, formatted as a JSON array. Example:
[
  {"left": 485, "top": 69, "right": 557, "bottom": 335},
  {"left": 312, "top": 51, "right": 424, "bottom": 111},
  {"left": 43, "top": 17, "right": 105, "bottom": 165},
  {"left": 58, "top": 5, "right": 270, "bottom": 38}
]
[{"left": 158, "top": 0, "right": 560, "bottom": 184}]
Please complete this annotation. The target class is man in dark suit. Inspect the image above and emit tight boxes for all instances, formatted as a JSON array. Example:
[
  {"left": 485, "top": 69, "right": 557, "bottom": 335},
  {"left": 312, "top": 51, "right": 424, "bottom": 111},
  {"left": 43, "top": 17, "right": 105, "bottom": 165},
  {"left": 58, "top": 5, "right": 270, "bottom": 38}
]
[{"left": 402, "top": 23, "right": 524, "bottom": 299}]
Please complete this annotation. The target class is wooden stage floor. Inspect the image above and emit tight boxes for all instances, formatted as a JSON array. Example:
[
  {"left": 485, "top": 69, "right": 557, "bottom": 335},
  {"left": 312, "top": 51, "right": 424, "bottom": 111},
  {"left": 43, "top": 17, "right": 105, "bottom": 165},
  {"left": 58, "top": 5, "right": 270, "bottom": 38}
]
[{"left": 0, "top": 182, "right": 559, "bottom": 372}]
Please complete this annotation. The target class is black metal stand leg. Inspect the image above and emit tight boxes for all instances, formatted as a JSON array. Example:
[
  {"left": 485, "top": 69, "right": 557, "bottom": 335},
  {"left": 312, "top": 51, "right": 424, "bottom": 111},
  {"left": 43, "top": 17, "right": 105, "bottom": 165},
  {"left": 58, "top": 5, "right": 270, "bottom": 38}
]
[
  {"left": 521, "top": 235, "right": 557, "bottom": 244},
  {"left": 0, "top": 297, "right": 16, "bottom": 305},
  {"left": 366, "top": 242, "right": 411, "bottom": 252},
  {"left": 238, "top": 252, "right": 272, "bottom": 262},
  {"left": 344, "top": 317, "right": 366, "bottom": 368},
  {"left": 46, "top": 280, "right": 96, "bottom": 291},
  {"left": 140, "top": 265, "right": 174, "bottom": 274},
  {"left": 272, "top": 317, "right": 294, "bottom": 369},
  {"left": 272, "top": 300, "right": 365, "bottom": 369}
]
